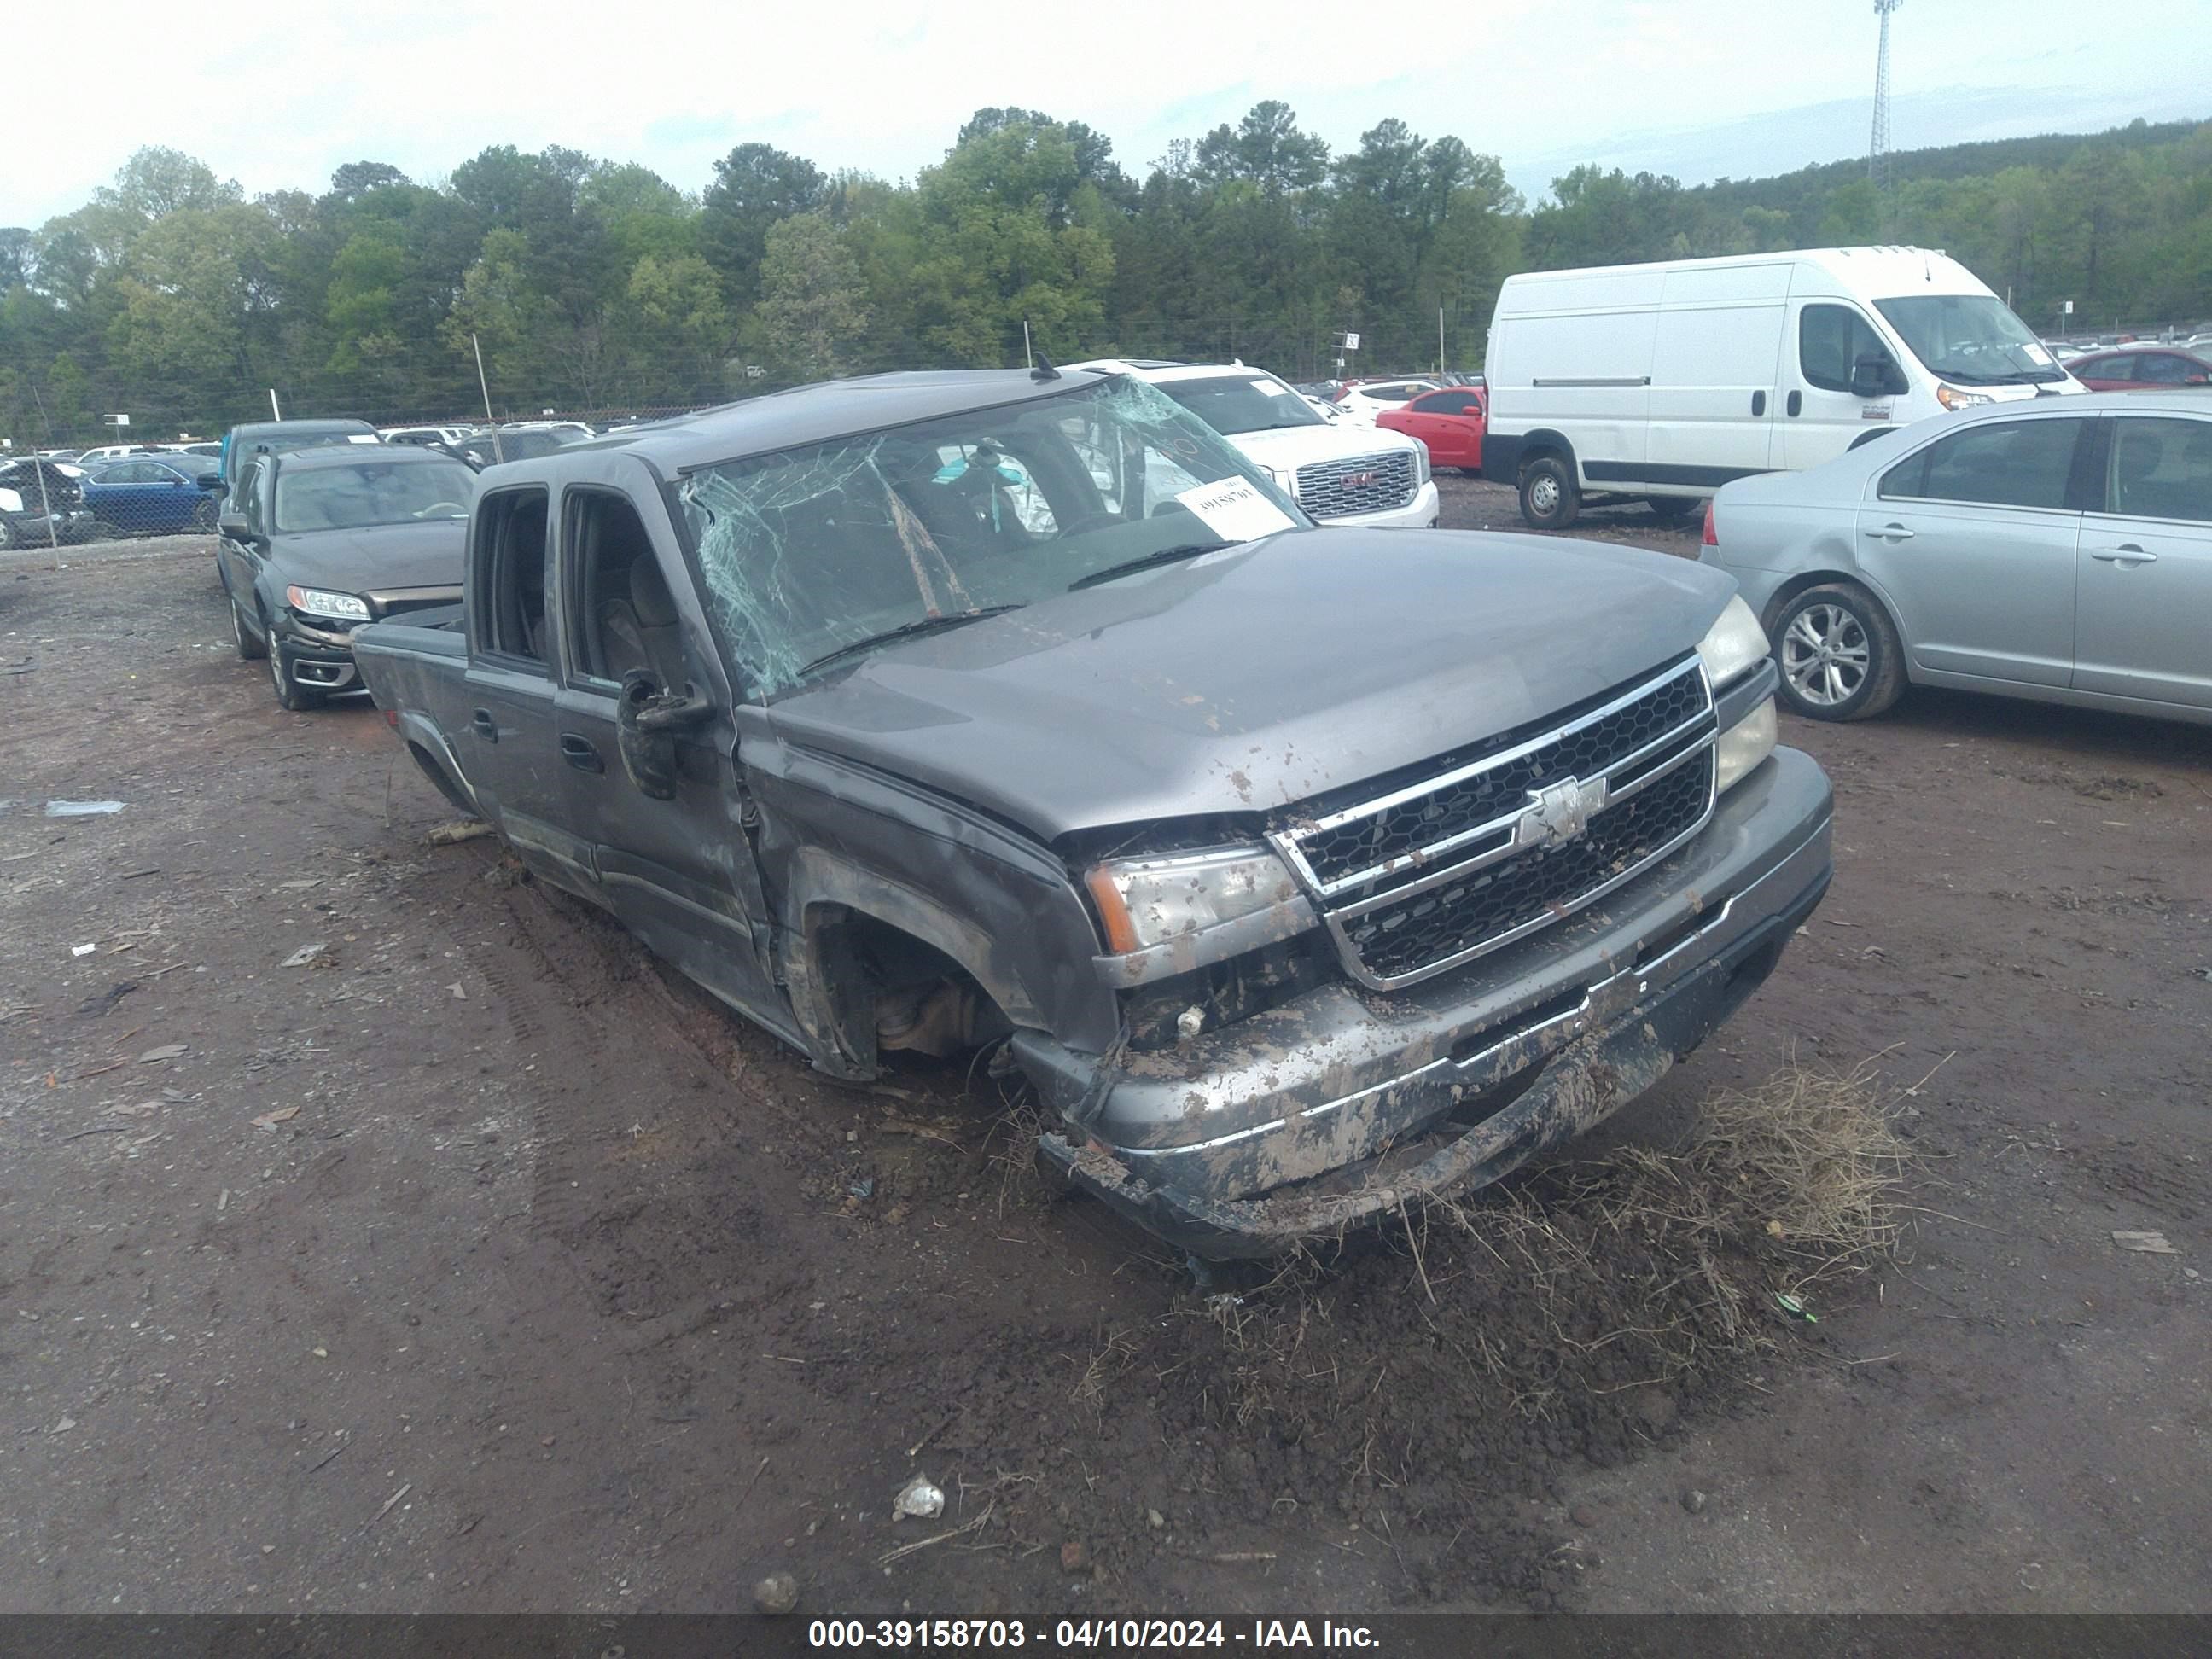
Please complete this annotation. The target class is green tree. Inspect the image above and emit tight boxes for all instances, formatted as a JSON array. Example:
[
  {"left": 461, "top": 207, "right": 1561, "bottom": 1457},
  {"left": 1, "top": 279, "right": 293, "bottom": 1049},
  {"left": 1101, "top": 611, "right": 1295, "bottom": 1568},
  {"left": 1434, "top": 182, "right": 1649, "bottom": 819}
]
[
  {"left": 700, "top": 143, "right": 829, "bottom": 306},
  {"left": 754, "top": 213, "right": 869, "bottom": 382}
]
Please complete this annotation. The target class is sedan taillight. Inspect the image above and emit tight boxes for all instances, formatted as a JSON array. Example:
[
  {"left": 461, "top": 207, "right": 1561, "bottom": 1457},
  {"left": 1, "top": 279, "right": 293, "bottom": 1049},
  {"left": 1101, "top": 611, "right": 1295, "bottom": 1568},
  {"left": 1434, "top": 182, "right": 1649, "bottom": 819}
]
[{"left": 1701, "top": 499, "right": 1718, "bottom": 548}]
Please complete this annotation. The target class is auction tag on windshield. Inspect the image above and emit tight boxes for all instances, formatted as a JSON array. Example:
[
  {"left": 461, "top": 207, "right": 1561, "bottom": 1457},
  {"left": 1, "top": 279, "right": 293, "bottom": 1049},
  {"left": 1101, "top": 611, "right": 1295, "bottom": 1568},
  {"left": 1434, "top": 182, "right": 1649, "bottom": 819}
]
[
  {"left": 348, "top": 434, "right": 381, "bottom": 443},
  {"left": 1257, "top": 381, "right": 1295, "bottom": 397},
  {"left": 2023, "top": 342, "right": 2053, "bottom": 366},
  {"left": 1175, "top": 478, "right": 1297, "bottom": 541}
]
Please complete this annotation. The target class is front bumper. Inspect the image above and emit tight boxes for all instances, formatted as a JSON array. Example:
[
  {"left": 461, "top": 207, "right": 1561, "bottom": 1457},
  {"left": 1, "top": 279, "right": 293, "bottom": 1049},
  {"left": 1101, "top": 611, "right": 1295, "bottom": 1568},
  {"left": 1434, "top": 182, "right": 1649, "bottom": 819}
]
[
  {"left": 1313, "top": 480, "right": 1441, "bottom": 531},
  {"left": 273, "top": 614, "right": 364, "bottom": 693},
  {"left": 1022, "top": 744, "right": 1832, "bottom": 1257}
]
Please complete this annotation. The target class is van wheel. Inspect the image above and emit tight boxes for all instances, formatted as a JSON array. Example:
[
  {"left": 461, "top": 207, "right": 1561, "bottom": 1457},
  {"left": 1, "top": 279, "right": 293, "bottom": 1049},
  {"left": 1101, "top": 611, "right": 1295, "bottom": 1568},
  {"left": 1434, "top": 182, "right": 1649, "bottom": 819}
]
[
  {"left": 1519, "top": 456, "right": 1579, "bottom": 530},
  {"left": 1644, "top": 496, "right": 1697, "bottom": 521},
  {"left": 1771, "top": 583, "right": 1905, "bottom": 722}
]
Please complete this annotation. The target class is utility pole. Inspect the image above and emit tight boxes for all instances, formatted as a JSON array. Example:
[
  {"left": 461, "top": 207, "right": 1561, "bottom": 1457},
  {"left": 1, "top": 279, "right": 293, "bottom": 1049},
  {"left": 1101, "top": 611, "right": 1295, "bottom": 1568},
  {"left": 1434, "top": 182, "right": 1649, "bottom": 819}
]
[
  {"left": 1869, "top": 0, "right": 1902, "bottom": 189},
  {"left": 1438, "top": 307, "right": 1447, "bottom": 378},
  {"left": 471, "top": 334, "right": 504, "bottom": 465}
]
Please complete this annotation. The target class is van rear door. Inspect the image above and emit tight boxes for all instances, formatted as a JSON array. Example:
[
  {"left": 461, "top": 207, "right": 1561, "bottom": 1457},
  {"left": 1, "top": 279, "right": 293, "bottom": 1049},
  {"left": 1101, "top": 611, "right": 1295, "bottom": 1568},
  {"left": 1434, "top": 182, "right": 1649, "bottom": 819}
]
[{"left": 1639, "top": 262, "right": 1789, "bottom": 492}]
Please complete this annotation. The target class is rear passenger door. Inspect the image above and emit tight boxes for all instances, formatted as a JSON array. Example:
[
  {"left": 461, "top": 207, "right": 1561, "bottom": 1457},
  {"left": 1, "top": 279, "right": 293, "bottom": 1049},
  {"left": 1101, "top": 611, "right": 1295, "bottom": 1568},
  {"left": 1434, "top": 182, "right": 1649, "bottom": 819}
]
[
  {"left": 1858, "top": 416, "right": 2093, "bottom": 687},
  {"left": 550, "top": 468, "right": 790, "bottom": 1037},
  {"left": 462, "top": 485, "right": 597, "bottom": 894},
  {"left": 2074, "top": 413, "right": 2212, "bottom": 709}
]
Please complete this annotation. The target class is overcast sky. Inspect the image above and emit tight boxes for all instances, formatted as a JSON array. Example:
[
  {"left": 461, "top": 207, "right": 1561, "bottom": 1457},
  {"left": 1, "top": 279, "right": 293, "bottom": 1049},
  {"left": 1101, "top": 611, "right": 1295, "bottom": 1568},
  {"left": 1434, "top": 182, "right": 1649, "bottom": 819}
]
[{"left": 3, "top": 0, "right": 2203, "bottom": 229}]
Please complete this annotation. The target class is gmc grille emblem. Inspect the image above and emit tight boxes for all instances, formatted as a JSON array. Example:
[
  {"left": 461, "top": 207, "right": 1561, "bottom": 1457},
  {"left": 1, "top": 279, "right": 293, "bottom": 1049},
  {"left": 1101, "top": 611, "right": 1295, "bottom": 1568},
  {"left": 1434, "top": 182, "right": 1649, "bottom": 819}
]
[{"left": 1342, "top": 470, "right": 1379, "bottom": 488}]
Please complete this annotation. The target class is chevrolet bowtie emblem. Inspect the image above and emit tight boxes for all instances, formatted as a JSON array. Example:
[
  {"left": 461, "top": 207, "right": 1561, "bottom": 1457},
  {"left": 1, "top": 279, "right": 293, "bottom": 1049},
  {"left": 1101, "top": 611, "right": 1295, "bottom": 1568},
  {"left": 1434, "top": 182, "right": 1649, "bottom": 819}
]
[{"left": 1515, "top": 776, "right": 1608, "bottom": 849}]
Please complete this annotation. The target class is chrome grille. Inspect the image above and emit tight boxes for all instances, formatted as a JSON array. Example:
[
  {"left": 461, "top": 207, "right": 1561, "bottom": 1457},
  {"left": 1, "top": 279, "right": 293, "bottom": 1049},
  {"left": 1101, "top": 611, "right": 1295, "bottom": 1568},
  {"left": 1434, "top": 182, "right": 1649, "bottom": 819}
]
[
  {"left": 1294, "top": 451, "right": 1417, "bottom": 519},
  {"left": 1273, "top": 658, "right": 1718, "bottom": 989}
]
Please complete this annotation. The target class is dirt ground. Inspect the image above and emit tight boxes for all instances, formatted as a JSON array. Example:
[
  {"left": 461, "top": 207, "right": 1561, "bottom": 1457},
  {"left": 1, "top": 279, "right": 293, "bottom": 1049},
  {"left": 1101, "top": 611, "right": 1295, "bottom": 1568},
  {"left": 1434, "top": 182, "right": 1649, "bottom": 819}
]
[{"left": 2, "top": 491, "right": 2207, "bottom": 1616}]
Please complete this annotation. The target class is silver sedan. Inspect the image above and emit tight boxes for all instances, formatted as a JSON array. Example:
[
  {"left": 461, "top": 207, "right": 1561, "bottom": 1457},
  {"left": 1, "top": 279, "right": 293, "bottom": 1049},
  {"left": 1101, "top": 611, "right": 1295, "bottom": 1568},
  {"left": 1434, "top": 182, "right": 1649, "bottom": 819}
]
[{"left": 1701, "top": 393, "right": 2211, "bottom": 725}]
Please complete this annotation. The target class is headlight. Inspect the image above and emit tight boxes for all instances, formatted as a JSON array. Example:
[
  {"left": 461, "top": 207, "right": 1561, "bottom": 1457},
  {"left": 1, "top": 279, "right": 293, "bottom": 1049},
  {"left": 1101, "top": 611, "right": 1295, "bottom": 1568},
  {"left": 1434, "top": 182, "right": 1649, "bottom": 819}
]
[
  {"left": 0, "top": 487, "right": 20, "bottom": 514},
  {"left": 1695, "top": 595, "right": 1767, "bottom": 690},
  {"left": 1085, "top": 846, "right": 1301, "bottom": 955},
  {"left": 1936, "top": 382, "right": 1993, "bottom": 411},
  {"left": 1411, "top": 440, "right": 1431, "bottom": 487},
  {"left": 1714, "top": 695, "right": 1777, "bottom": 794},
  {"left": 286, "top": 585, "right": 370, "bottom": 623}
]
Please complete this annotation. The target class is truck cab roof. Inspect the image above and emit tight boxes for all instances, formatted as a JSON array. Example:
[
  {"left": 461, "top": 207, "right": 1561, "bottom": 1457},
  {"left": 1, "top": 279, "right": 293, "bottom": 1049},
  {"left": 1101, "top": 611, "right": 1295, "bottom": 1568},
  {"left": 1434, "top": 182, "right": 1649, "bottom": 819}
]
[{"left": 567, "top": 370, "right": 1114, "bottom": 478}]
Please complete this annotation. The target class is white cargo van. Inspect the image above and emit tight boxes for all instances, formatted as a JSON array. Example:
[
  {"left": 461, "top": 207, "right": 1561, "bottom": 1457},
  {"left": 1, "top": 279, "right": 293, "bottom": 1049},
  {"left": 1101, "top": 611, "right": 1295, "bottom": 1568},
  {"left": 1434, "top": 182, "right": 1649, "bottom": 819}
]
[{"left": 1481, "top": 247, "right": 2082, "bottom": 529}]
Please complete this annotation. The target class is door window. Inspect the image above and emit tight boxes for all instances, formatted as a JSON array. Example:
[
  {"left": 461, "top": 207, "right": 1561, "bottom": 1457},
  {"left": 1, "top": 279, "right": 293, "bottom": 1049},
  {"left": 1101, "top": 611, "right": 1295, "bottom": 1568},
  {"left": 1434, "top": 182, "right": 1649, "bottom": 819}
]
[
  {"left": 1799, "top": 304, "right": 1895, "bottom": 394},
  {"left": 2106, "top": 418, "right": 2212, "bottom": 523},
  {"left": 238, "top": 462, "right": 267, "bottom": 535},
  {"left": 1880, "top": 418, "right": 2089, "bottom": 510},
  {"left": 2084, "top": 354, "right": 2136, "bottom": 381},
  {"left": 102, "top": 462, "right": 153, "bottom": 483},
  {"left": 474, "top": 486, "right": 551, "bottom": 668},
  {"left": 565, "top": 489, "right": 687, "bottom": 689},
  {"left": 2133, "top": 353, "right": 2197, "bottom": 386},
  {"left": 1411, "top": 391, "right": 1477, "bottom": 415}
]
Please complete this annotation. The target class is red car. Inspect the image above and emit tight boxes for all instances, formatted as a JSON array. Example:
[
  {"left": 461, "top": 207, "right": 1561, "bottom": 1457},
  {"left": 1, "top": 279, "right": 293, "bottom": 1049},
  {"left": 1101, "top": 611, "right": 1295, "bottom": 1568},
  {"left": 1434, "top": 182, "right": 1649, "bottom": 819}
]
[
  {"left": 2066, "top": 347, "right": 2212, "bottom": 391},
  {"left": 1376, "top": 386, "right": 1487, "bottom": 474}
]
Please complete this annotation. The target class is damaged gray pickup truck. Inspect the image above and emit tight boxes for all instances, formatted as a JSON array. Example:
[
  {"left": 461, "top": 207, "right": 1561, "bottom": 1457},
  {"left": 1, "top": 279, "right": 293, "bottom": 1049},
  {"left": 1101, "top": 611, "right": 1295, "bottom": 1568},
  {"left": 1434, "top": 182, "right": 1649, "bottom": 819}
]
[{"left": 354, "top": 368, "right": 1832, "bottom": 1258}]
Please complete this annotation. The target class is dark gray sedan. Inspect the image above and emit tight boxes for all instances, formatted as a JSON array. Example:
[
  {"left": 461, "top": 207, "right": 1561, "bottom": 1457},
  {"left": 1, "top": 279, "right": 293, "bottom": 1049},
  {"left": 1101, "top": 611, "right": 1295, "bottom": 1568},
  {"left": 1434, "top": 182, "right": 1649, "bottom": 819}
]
[
  {"left": 215, "top": 445, "right": 475, "bottom": 710},
  {"left": 1703, "top": 393, "right": 2211, "bottom": 725}
]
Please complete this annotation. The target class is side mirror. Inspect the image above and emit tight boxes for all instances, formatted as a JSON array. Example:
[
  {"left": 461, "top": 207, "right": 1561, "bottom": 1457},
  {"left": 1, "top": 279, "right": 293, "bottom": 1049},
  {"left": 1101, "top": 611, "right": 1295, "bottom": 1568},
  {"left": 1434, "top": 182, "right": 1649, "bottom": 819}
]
[
  {"left": 1848, "top": 356, "right": 1891, "bottom": 399},
  {"left": 615, "top": 668, "right": 714, "bottom": 800},
  {"left": 217, "top": 513, "right": 251, "bottom": 541},
  {"left": 199, "top": 474, "right": 226, "bottom": 491}
]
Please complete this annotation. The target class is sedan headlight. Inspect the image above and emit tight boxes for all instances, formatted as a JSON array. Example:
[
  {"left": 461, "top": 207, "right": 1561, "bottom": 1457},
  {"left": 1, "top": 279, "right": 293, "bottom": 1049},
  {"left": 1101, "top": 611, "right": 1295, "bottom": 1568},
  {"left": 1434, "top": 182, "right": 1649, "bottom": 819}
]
[
  {"left": 286, "top": 585, "right": 370, "bottom": 623},
  {"left": 1085, "top": 846, "right": 1301, "bottom": 955},
  {"left": 0, "top": 487, "right": 20, "bottom": 514},
  {"left": 1695, "top": 595, "right": 1767, "bottom": 690}
]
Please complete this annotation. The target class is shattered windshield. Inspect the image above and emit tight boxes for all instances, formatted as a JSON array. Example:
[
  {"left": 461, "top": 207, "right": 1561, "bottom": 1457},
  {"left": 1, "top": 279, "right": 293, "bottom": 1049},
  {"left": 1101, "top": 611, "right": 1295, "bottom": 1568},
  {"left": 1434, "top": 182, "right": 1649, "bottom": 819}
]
[
  {"left": 677, "top": 375, "right": 1311, "bottom": 698},
  {"left": 1875, "top": 294, "right": 2069, "bottom": 386},
  {"left": 1155, "top": 374, "right": 1324, "bottom": 435}
]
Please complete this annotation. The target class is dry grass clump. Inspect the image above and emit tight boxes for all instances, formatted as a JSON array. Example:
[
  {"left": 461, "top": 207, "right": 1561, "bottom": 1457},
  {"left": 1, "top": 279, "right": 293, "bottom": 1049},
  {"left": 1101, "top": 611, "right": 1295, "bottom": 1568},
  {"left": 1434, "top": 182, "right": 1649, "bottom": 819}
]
[
  {"left": 1419, "top": 1053, "right": 1916, "bottom": 1391},
  {"left": 1671, "top": 1054, "right": 1912, "bottom": 1274}
]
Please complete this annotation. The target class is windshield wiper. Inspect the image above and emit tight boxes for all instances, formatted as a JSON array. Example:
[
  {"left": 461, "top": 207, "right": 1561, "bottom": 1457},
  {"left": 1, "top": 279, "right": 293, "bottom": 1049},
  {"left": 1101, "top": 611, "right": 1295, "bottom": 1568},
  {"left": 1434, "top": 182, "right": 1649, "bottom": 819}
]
[
  {"left": 797, "top": 605, "right": 1022, "bottom": 678},
  {"left": 1067, "top": 542, "right": 1232, "bottom": 591}
]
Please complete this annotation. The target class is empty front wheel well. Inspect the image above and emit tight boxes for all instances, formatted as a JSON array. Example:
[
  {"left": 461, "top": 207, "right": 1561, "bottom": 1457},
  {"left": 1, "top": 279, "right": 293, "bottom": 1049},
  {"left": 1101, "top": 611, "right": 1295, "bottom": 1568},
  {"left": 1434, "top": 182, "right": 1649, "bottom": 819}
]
[{"left": 793, "top": 904, "right": 1018, "bottom": 1080}]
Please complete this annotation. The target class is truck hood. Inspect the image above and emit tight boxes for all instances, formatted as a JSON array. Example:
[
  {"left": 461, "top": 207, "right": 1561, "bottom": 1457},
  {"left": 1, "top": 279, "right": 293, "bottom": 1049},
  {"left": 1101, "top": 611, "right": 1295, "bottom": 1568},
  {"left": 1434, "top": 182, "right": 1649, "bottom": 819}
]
[
  {"left": 267, "top": 519, "right": 468, "bottom": 593},
  {"left": 1226, "top": 423, "right": 1420, "bottom": 472},
  {"left": 760, "top": 528, "right": 1736, "bottom": 843}
]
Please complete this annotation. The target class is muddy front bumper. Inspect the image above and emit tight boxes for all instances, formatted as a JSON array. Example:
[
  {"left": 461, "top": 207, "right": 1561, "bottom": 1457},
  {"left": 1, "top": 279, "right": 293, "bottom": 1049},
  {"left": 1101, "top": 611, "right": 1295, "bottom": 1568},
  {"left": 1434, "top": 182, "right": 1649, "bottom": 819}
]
[{"left": 1021, "top": 745, "right": 1832, "bottom": 1258}]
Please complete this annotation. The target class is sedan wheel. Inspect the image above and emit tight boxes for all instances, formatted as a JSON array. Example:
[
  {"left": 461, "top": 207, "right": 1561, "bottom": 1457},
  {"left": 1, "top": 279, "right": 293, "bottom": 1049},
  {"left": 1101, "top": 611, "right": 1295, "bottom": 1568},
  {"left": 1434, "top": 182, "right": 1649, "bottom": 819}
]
[
  {"left": 1771, "top": 583, "right": 1905, "bottom": 722},
  {"left": 1782, "top": 604, "right": 1871, "bottom": 706}
]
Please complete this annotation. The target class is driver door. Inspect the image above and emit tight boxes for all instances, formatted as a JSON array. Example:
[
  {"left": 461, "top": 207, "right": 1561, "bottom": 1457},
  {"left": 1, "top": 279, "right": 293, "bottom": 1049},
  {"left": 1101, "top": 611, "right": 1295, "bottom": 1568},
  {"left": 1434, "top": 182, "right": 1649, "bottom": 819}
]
[
  {"left": 1782, "top": 300, "right": 1905, "bottom": 469},
  {"left": 548, "top": 464, "right": 792, "bottom": 1041}
]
